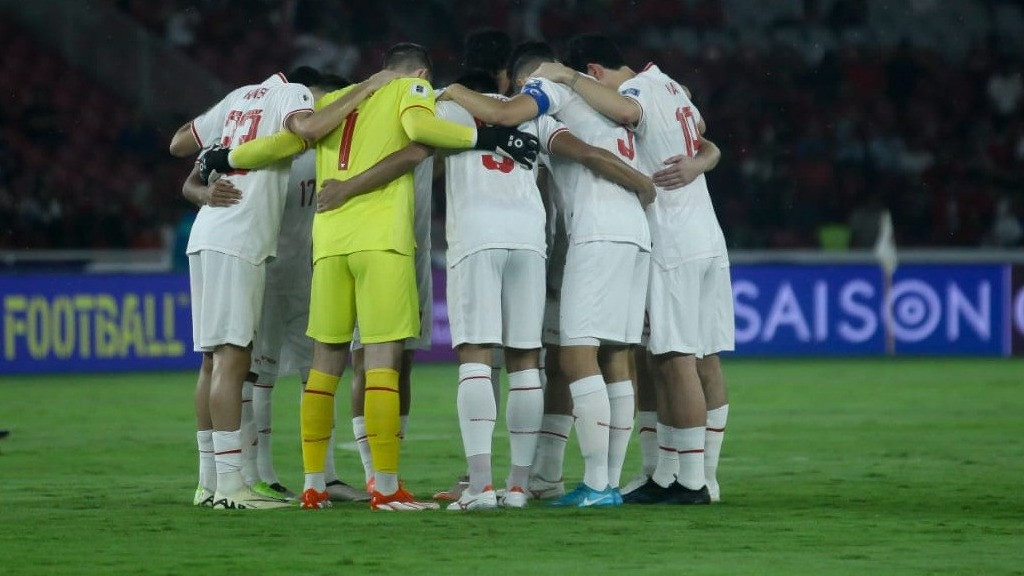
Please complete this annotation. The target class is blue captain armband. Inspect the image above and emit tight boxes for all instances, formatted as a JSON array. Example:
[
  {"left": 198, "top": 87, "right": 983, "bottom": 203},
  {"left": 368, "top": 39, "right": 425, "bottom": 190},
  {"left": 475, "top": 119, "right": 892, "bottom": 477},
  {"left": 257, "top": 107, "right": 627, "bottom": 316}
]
[{"left": 521, "top": 80, "right": 550, "bottom": 116}]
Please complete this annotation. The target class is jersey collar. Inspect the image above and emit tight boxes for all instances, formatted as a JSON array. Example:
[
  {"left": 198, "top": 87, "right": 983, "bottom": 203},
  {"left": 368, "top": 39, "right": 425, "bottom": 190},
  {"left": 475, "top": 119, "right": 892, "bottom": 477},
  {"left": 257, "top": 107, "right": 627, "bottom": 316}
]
[{"left": 262, "top": 72, "right": 289, "bottom": 86}]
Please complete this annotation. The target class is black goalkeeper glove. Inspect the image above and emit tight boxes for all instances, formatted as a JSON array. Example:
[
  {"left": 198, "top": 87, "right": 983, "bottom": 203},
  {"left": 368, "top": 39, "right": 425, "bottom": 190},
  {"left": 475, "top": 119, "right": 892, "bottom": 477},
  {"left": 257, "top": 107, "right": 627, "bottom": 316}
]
[
  {"left": 474, "top": 125, "right": 540, "bottom": 169},
  {"left": 197, "top": 145, "right": 233, "bottom": 185}
]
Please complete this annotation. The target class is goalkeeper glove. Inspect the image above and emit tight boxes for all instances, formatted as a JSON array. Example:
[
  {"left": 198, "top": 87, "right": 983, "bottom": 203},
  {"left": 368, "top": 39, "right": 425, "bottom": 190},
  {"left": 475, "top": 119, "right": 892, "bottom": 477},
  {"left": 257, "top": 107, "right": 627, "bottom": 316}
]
[
  {"left": 474, "top": 126, "right": 540, "bottom": 169},
  {"left": 198, "top": 145, "right": 233, "bottom": 185}
]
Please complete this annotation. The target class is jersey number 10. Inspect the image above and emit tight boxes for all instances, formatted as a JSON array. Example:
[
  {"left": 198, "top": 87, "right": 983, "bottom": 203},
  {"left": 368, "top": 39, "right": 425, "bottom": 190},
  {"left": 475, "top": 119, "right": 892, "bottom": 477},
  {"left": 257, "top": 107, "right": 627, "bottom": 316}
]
[{"left": 676, "top": 106, "right": 700, "bottom": 157}]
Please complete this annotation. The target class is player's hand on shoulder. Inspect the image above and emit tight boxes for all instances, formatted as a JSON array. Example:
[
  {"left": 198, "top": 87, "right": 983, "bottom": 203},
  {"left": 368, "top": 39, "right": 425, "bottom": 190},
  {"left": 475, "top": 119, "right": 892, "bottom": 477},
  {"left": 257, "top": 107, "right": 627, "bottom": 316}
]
[
  {"left": 317, "top": 178, "right": 354, "bottom": 213},
  {"left": 653, "top": 154, "right": 702, "bottom": 190},
  {"left": 205, "top": 178, "right": 242, "bottom": 207},
  {"left": 366, "top": 69, "right": 401, "bottom": 91},
  {"left": 437, "top": 84, "right": 462, "bottom": 101},
  {"left": 532, "top": 62, "right": 574, "bottom": 84},
  {"left": 475, "top": 125, "right": 540, "bottom": 169}
]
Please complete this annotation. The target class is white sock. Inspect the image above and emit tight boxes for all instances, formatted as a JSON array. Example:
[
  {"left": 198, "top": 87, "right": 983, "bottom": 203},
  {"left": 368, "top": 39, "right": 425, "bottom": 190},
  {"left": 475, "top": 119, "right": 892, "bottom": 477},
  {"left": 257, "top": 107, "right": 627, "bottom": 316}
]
[
  {"left": 304, "top": 472, "right": 326, "bottom": 493},
  {"left": 675, "top": 426, "right": 707, "bottom": 490},
  {"left": 457, "top": 363, "right": 496, "bottom": 493},
  {"left": 400, "top": 414, "right": 409, "bottom": 441},
  {"left": 253, "top": 375, "right": 278, "bottom": 485},
  {"left": 212, "top": 429, "right": 244, "bottom": 494},
  {"left": 705, "top": 404, "right": 729, "bottom": 500},
  {"left": 197, "top": 429, "right": 215, "bottom": 493},
  {"left": 240, "top": 380, "right": 259, "bottom": 485},
  {"left": 352, "top": 416, "right": 373, "bottom": 484},
  {"left": 506, "top": 368, "right": 543, "bottom": 490},
  {"left": 569, "top": 374, "right": 610, "bottom": 490},
  {"left": 375, "top": 472, "right": 399, "bottom": 496},
  {"left": 532, "top": 414, "right": 572, "bottom": 483},
  {"left": 637, "top": 411, "right": 658, "bottom": 476},
  {"left": 606, "top": 380, "right": 634, "bottom": 489},
  {"left": 651, "top": 422, "right": 678, "bottom": 488}
]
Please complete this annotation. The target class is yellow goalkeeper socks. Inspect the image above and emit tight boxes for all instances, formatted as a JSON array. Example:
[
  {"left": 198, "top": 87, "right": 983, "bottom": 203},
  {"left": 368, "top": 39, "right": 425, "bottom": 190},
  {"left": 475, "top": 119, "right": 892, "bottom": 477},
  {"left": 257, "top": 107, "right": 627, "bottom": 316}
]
[
  {"left": 301, "top": 369, "right": 340, "bottom": 475},
  {"left": 364, "top": 368, "right": 401, "bottom": 475}
]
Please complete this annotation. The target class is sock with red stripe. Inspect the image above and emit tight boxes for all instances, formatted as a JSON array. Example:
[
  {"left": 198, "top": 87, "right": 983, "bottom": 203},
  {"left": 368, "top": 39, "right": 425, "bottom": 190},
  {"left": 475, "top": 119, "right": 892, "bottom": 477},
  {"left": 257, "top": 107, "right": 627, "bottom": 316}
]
[
  {"left": 506, "top": 368, "right": 543, "bottom": 490},
  {"left": 606, "top": 380, "right": 634, "bottom": 489},
  {"left": 651, "top": 422, "right": 678, "bottom": 488},
  {"left": 365, "top": 368, "right": 401, "bottom": 495},
  {"left": 705, "top": 404, "right": 729, "bottom": 499},
  {"left": 637, "top": 411, "right": 658, "bottom": 476},
  {"left": 352, "top": 416, "right": 373, "bottom": 484},
  {"left": 212, "top": 429, "right": 244, "bottom": 494},
  {"left": 457, "top": 363, "right": 495, "bottom": 494},
  {"left": 253, "top": 374, "right": 279, "bottom": 485},
  {"left": 675, "top": 426, "right": 707, "bottom": 490},
  {"left": 570, "top": 374, "right": 611, "bottom": 490},
  {"left": 240, "top": 377, "right": 259, "bottom": 485},
  {"left": 302, "top": 369, "right": 340, "bottom": 492},
  {"left": 532, "top": 414, "right": 572, "bottom": 483},
  {"left": 197, "top": 429, "right": 215, "bottom": 493}
]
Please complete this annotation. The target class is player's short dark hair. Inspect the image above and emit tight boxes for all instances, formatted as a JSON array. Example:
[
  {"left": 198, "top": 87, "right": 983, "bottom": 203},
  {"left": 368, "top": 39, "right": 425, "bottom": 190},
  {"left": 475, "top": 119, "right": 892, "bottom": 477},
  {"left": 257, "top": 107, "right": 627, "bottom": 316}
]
[
  {"left": 462, "top": 28, "right": 512, "bottom": 75},
  {"left": 286, "top": 66, "right": 323, "bottom": 87},
  {"left": 507, "top": 41, "right": 556, "bottom": 83},
  {"left": 453, "top": 69, "right": 499, "bottom": 94},
  {"left": 566, "top": 33, "right": 625, "bottom": 73},
  {"left": 384, "top": 42, "right": 433, "bottom": 74},
  {"left": 314, "top": 74, "right": 351, "bottom": 92}
]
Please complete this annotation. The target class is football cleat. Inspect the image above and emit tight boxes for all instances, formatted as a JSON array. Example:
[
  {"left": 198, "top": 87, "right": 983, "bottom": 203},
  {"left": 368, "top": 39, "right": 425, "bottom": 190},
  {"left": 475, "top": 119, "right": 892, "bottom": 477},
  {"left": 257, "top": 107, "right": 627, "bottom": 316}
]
[
  {"left": 621, "top": 478, "right": 676, "bottom": 505},
  {"left": 665, "top": 483, "right": 712, "bottom": 505},
  {"left": 268, "top": 482, "right": 298, "bottom": 500},
  {"left": 251, "top": 481, "right": 293, "bottom": 501},
  {"left": 432, "top": 475, "right": 469, "bottom": 502},
  {"left": 326, "top": 479, "right": 370, "bottom": 502},
  {"left": 620, "top": 473, "right": 650, "bottom": 496},
  {"left": 446, "top": 485, "right": 498, "bottom": 511},
  {"left": 707, "top": 479, "right": 721, "bottom": 503},
  {"left": 300, "top": 488, "right": 332, "bottom": 510},
  {"left": 193, "top": 484, "right": 215, "bottom": 507},
  {"left": 549, "top": 483, "right": 620, "bottom": 508},
  {"left": 371, "top": 489, "right": 440, "bottom": 511},
  {"left": 527, "top": 475, "right": 565, "bottom": 500},
  {"left": 499, "top": 486, "right": 529, "bottom": 509},
  {"left": 212, "top": 486, "right": 292, "bottom": 510}
]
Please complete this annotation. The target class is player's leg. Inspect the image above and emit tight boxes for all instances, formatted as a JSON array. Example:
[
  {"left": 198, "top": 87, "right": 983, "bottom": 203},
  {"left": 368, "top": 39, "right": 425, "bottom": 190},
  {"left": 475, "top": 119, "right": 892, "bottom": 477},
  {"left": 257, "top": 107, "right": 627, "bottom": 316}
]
[
  {"left": 354, "top": 250, "right": 437, "bottom": 510},
  {"left": 498, "top": 249, "right": 546, "bottom": 507},
  {"left": 300, "top": 255, "right": 355, "bottom": 509},
  {"left": 529, "top": 342, "right": 571, "bottom": 500},
  {"left": 349, "top": 341, "right": 373, "bottom": 487},
  {"left": 696, "top": 256, "right": 735, "bottom": 502},
  {"left": 193, "top": 352, "right": 215, "bottom": 506},
  {"left": 623, "top": 344, "right": 659, "bottom": 495},
  {"left": 697, "top": 354, "right": 728, "bottom": 502},
  {"left": 239, "top": 373, "right": 260, "bottom": 488},
  {"left": 598, "top": 344, "right": 635, "bottom": 495}
]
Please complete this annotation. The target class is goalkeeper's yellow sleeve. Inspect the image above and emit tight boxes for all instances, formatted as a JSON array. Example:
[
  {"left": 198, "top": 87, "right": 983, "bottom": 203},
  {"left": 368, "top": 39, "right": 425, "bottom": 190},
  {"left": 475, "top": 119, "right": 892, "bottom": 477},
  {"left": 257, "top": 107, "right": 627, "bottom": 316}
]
[
  {"left": 227, "top": 131, "right": 307, "bottom": 169},
  {"left": 400, "top": 106, "right": 476, "bottom": 150}
]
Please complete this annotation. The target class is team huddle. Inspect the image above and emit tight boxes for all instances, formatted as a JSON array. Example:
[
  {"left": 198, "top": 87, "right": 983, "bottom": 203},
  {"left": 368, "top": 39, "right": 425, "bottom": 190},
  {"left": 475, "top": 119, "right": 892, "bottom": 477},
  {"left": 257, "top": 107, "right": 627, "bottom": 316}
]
[{"left": 168, "top": 30, "right": 733, "bottom": 511}]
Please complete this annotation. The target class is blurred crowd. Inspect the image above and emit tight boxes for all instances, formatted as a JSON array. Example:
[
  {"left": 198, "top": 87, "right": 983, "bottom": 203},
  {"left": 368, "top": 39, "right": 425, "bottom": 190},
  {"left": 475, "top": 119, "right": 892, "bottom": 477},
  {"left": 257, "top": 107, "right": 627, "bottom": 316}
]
[{"left": 2, "top": 0, "right": 1021, "bottom": 251}]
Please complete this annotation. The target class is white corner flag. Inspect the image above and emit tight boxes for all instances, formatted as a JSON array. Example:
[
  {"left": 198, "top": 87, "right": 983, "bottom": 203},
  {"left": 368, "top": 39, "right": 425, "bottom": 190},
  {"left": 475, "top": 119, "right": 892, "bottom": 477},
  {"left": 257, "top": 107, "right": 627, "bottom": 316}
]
[{"left": 875, "top": 209, "right": 898, "bottom": 355}]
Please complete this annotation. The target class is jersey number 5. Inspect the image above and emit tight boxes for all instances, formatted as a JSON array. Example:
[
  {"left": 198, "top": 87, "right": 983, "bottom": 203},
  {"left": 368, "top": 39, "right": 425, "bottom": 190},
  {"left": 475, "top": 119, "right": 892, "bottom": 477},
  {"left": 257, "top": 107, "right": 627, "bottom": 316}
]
[
  {"left": 676, "top": 106, "right": 700, "bottom": 157},
  {"left": 481, "top": 154, "right": 515, "bottom": 173}
]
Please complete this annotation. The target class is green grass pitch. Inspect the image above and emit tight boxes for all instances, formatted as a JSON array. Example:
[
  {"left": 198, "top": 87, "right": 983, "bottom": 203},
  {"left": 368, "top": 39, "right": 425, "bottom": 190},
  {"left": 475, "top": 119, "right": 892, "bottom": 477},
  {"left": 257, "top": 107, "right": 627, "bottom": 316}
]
[{"left": 1, "top": 358, "right": 1022, "bottom": 575}]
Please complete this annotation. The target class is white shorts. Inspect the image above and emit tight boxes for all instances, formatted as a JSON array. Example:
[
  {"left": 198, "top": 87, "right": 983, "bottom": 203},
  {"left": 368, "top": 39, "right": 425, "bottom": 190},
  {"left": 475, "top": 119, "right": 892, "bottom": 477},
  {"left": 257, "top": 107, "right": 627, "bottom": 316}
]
[
  {"left": 350, "top": 247, "right": 433, "bottom": 352},
  {"left": 447, "top": 248, "right": 545, "bottom": 349},
  {"left": 188, "top": 251, "right": 264, "bottom": 352},
  {"left": 648, "top": 255, "right": 735, "bottom": 357},
  {"left": 252, "top": 287, "right": 313, "bottom": 378},
  {"left": 560, "top": 241, "right": 649, "bottom": 346}
]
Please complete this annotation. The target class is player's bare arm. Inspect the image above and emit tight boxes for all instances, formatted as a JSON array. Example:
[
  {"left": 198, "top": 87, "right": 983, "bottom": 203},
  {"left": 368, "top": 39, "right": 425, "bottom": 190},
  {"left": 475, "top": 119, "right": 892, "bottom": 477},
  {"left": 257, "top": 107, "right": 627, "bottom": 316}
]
[
  {"left": 317, "top": 143, "right": 433, "bottom": 213},
  {"left": 549, "top": 130, "right": 655, "bottom": 207},
  {"left": 442, "top": 84, "right": 539, "bottom": 127},
  {"left": 181, "top": 164, "right": 242, "bottom": 208},
  {"left": 169, "top": 121, "right": 201, "bottom": 158},
  {"left": 533, "top": 62, "right": 641, "bottom": 126},
  {"left": 652, "top": 137, "right": 721, "bottom": 191}
]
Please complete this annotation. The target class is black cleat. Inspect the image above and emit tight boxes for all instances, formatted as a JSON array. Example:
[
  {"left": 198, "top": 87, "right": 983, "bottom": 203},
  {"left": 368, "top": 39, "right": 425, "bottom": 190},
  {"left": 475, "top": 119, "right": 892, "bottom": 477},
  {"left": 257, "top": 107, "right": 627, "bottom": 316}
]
[
  {"left": 622, "top": 478, "right": 676, "bottom": 504},
  {"left": 665, "top": 483, "right": 712, "bottom": 505}
]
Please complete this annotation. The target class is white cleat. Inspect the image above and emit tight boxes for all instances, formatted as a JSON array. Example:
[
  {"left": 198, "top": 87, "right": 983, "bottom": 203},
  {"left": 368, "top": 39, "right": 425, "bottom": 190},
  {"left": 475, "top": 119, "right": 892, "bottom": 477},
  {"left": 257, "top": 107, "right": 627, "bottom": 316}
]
[
  {"left": 446, "top": 486, "right": 498, "bottom": 511},
  {"left": 620, "top": 473, "right": 650, "bottom": 496},
  {"left": 707, "top": 479, "right": 721, "bottom": 503},
  {"left": 212, "top": 486, "right": 292, "bottom": 510},
  {"left": 371, "top": 489, "right": 441, "bottom": 511},
  {"left": 193, "top": 485, "right": 215, "bottom": 507},
  {"left": 527, "top": 476, "right": 565, "bottom": 500},
  {"left": 499, "top": 486, "right": 528, "bottom": 508}
]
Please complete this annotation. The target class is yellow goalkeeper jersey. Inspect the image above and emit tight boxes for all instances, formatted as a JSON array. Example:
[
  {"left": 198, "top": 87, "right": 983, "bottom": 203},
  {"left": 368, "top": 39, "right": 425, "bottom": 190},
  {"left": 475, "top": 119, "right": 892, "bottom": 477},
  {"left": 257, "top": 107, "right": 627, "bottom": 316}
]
[{"left": 312, "top": 77, "right": 437, "bottom": 260}]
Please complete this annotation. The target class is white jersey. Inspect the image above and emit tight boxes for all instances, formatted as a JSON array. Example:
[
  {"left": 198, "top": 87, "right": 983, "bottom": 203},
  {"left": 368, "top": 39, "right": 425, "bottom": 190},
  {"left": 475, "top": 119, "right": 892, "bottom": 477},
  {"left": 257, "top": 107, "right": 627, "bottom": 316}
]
[
  {"left": 620, "top": 64, "right": 727, "bottom": 265},
  {"left": 266, "top": 149, "right": 315, "bottom": 289},
  {"left": 413, "top": 157, "right": 432, "bottom": 257},
  {"left": 186, "top": 73, "right": 315, "bottom": 265},
  {"left": 521, "top": 77, "right": 650, "bottom": 250},
  {"left": 437, "top": 99, "right": 566, "bottom": 265}
]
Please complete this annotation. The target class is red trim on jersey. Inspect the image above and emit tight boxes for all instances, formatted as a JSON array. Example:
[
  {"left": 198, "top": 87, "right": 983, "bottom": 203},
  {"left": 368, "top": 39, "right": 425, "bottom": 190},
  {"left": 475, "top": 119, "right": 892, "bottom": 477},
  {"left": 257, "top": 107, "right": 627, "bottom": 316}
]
[
  {"left": 403, "top": 104, "right": 434, "bottom": 116},
  {"left": 546, "top": 126, "right": 570, "bottom": 152},
  {"left": 190, "top": 121, "right": 203, "bottom": 148},
  {"left": 282, "top": 107, "right": 315, "bottom": 133},
  {"left": 642, "top": 62, "right": 656, "bottom": 72},
  {"left": 276, "top": 72, "right": 288, "bottom": 83},
  {"left": 304, "top": 389, "right": 334, "bottom": 398}
]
